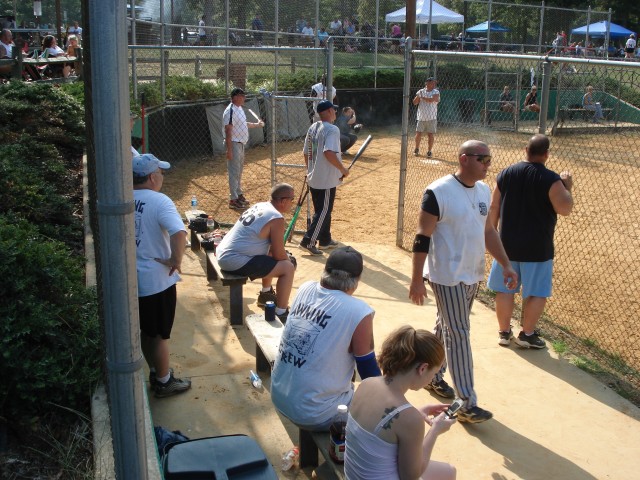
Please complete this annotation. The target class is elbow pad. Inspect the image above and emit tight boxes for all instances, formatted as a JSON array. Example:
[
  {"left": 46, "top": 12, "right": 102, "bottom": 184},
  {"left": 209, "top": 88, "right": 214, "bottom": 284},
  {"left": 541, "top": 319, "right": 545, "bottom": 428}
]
[{"left": 354, "top": 351, "right": 382, "bottom": 379}]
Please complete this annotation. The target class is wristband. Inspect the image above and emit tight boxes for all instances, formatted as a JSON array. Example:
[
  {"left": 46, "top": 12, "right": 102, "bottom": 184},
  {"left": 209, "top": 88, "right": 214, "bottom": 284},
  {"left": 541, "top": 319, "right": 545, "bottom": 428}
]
[{"left": 412, "top": 234, "right": 430, "bottom": 253}]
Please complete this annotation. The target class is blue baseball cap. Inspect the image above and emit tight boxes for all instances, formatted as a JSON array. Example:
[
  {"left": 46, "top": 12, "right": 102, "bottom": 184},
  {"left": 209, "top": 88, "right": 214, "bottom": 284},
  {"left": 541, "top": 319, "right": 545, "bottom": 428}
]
[
  {"left": 317, "top": 100, "right": 338, "bottom": 113},
  {"left": 133, "top": 153, "right": 170, "bottom": 177}
]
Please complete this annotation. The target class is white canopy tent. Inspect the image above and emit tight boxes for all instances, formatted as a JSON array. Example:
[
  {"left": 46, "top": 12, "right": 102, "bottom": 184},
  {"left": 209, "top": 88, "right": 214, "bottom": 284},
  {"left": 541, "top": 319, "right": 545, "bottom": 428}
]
[{"left": 385, "top": 0, "right": 464, "bottom": 24}]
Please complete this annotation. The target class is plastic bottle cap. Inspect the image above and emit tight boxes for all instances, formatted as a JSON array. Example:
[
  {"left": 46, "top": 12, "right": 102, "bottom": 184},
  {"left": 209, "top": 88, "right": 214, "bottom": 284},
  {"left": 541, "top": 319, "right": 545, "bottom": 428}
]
[{"left": 337, "top": 405, "right": 348, "bottom": 414}]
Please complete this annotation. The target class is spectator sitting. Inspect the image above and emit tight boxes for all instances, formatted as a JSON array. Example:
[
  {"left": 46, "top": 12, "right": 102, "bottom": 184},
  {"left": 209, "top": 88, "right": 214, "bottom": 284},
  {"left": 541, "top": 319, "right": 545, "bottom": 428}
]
[
  {"left": 271, "top": 246, "right": 381, "bottom": 431},
  {"left": 335, "top": 107, "right": 361, "bottom": 154},
  {"left": 41, "top": 35, "right": 71, "bottom": 78},
  {"left": 344, "top": 325, "right": 457, "bottom": 480},
  {"left": 330, "top": 18, "right": 342, "bottom": 34},
  {"left": 0, "top": 29, "right": 14, "bottom": 78},
  {"left": 582, "top": 85, "right": 604, "bottom": 122},
  {"left": 523, "top": 85, "right": 540, "bottom": 113},
  {"left": 66, "top": 34, "right": 78, "bottom": 56},
  {"left": 499, "top": 85, "right": 516, "bottom": 113},
  {"left": 215, "top": 183, "right": 297, "bottom": 322},
  {"left": 318, "top": 27, "right": 329, "bottom": 47}
]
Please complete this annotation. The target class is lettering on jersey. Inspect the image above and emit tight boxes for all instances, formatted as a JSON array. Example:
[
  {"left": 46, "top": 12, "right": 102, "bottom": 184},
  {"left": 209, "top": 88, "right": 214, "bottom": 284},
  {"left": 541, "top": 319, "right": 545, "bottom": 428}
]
[
  {"left": 290, "top": 303, "right": 331, "bottom": 329},
  {"left": 134, "top": 200, "right": 145, "bottom": 246}
]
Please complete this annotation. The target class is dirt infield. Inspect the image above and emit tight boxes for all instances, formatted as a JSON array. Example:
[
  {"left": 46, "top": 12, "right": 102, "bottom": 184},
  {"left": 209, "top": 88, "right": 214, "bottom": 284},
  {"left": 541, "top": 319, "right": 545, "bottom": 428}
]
[{"left": 163, "top": 125, "right": 640, "bottom": 382}]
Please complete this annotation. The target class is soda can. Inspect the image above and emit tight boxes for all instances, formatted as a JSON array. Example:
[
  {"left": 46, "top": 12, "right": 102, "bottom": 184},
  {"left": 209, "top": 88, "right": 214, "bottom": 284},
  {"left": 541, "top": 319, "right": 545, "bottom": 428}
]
[{"left": 265, "top": 301, "right": 276, "bottom": 322}]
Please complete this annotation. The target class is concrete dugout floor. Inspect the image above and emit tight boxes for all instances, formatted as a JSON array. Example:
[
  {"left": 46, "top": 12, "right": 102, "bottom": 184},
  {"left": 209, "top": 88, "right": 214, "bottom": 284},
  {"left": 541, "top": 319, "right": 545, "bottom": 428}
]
[{"left": 148, "top": 241, "right": 640, "bottom": 479}]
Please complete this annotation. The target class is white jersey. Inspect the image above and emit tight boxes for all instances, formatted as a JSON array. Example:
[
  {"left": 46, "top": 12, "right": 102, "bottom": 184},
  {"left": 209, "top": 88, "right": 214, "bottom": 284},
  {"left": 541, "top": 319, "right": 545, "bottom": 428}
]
[
  {"left": 215, "top": 201, "right": 282, "bottom": 271},
  {"left": 416, "top": 87, "right": 439, "bottom": 121},
  {"left": 222, "top": 103, "right": 249, "bottom": 144},
  {"left": 134, "top": 189, "right": 186, "bottom": 297},
  {"left": 626, "top": 38, "right": 636, "bottom": 49},
  {"left": 425, "top": 174, "right": 490, "bottom": 286},
  {"left": 271, "top": 281, "right": 374, "bottom": 427},
  {"left": 303, "top": 121, "right": 342, "bottom": 189},
  {"left": 311, "top": 82, "right": 336, "bottom": 113}
]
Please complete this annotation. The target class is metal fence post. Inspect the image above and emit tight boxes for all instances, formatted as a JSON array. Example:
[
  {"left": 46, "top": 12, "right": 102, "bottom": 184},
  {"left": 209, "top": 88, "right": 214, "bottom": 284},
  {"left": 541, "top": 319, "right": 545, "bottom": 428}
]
[
  {"left": 131, "top": 0, "right": 138, "bottom": 102},
  {"left": 538, "top": 58, "right": 551, "bottom": 134},
  {"left": 327, "top": 37, "right": 334, "bottom": 95},
  {"left": 162, "top": 50, "right": 169, "bottom": 102},
  {"left": 396, "top": 37, "right": 413, "bottom": 247},
  {"left": 538, "top": 1, "right": 545, "bottom": 55}
]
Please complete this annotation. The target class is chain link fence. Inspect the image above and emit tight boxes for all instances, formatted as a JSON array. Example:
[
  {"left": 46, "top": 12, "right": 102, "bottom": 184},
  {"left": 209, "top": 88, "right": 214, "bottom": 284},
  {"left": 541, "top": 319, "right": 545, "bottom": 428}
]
[{"left": 397, "top": 46, "right": 640, "bottom": 398}]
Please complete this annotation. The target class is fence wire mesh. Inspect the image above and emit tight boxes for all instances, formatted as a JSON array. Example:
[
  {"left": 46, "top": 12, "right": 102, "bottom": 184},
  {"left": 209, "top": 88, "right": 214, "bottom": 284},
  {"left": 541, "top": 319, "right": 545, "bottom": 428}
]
[{"left": 398, "top": 48, "right": 640, "bottom": 397}]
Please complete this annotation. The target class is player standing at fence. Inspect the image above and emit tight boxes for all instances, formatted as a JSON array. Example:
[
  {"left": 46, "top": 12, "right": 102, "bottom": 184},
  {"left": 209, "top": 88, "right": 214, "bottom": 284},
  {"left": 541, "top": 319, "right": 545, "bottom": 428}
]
[
  {"left": 488, "top": 134, "right": 574, "bottom": 349},
  {"left": 409, "top": 140, "right": 517, "bottom": 423},
  {"left": 625, "top": 34, "right": 636, "bottom": 59},
  {"left": 198, "top": 15, "right": 207, "bottom": 45},
  {"left": 133, "top": 154, "right": 191, "bottom": 398},
  {"left": 311, "top": 74, "right": 337, "bottom": 121},
  {"left": 222, "top": 87, "right": 265, "bottom": 210},
  {"left": 413, "top": 77, "right": 439, "bottom": 159},
  {"left": 299, "top": 100, "right": 349, "bottom": 256}
]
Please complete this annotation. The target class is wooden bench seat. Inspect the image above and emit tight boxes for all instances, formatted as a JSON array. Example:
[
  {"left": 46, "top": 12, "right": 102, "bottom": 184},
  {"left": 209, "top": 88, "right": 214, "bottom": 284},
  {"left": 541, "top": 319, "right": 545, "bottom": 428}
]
[
  {"left": 300, "top": 431, "right": 345, "bottom": 479},
  {"left": 206, "top": 252, "right": 247, "bottom": 326},
  {"left": 559, "top": 107, "right": 612, "bottom": 124}
]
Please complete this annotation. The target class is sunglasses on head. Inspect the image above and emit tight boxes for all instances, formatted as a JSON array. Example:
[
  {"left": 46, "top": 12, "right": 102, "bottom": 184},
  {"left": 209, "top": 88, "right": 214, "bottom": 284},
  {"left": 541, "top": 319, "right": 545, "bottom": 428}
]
[{"left": 463, "top": 153, "right": 492, "bottom": 165}]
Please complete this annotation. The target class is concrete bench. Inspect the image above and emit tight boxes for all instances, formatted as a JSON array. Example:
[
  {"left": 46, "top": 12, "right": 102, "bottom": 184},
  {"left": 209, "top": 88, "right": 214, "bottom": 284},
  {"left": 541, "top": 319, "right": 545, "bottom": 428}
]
[{"left": 245, "top": 313, "right": 284, "bottom": 373}]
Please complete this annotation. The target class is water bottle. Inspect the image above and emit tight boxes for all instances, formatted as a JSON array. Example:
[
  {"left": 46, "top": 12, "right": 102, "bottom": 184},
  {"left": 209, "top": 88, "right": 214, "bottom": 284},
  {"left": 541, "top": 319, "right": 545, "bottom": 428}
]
[
  {"left": 191, "top": 195, "right": 197, "bottom": 212},
  {"left": 329, "top": 404, "right": 348, "bottom": 463},
  {"left": 281, "top": 446, "right": 299, "bottom": 471},
  {"left": 206, "top": 215, "right": 215, "bottom": 231},
  {"left": 249, "top": 370, "right": 262, "bottom": 389}
]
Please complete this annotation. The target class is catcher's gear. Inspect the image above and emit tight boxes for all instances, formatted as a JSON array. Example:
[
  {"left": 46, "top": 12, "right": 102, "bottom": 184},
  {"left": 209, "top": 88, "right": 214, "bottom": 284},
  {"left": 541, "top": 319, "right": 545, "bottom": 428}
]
[
  {"left": 286, "top": 250, "right": 297, "bottom": 270},
  {"left": 353, "top": 124, "right": 363, "bottom": 133}
]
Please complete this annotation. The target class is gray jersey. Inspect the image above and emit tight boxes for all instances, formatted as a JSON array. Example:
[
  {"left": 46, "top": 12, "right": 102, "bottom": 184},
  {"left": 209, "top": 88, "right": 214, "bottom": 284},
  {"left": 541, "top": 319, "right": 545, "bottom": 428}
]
[
  {"left": 215, "top": 201, "right": 282, "bottom": 271},
  {"left": 303, "top": 121, "right": 342, "bottom": 189}
]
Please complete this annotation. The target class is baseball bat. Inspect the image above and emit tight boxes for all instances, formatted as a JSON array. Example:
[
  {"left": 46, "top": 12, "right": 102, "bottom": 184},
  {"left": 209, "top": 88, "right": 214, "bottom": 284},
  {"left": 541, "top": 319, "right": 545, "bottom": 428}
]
[
  {"left": 248, "top": 108, "right": 262, "bottom": 123},
  {"left": 347, "top": 135, "right": 373, "bottom": 171},
  {"left": 284, "top": 176, "right": 310, "bottom": 243}
]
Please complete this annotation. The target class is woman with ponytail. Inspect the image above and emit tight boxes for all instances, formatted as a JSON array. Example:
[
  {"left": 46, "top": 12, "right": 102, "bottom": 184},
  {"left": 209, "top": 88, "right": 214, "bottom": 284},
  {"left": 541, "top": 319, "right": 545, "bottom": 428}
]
[{"left": 344, "top": 325, "right": 457, "bottom": 480}]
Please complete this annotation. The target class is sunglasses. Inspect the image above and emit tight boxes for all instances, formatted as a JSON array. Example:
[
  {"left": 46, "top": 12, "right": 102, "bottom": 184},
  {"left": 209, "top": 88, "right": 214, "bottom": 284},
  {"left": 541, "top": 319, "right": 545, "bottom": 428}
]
[{"left": 464, "top": 153, "right": 492, "bottom": 165}]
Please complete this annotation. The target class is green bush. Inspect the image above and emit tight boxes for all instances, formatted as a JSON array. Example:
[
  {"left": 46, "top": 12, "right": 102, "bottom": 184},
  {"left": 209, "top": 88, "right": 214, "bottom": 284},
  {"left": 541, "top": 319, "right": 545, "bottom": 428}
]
[{"left": 0, "top": 218, "right": 102, "bottom": 424}]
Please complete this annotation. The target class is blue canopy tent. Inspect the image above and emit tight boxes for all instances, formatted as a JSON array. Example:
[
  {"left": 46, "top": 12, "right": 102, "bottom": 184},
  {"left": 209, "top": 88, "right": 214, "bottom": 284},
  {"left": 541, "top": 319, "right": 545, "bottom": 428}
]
[
  {"left": 571, "top": 21, "right": 635, "bottom": 38},
  {"left": 466, "top": 21, "right": 510, "bottom": 33}
]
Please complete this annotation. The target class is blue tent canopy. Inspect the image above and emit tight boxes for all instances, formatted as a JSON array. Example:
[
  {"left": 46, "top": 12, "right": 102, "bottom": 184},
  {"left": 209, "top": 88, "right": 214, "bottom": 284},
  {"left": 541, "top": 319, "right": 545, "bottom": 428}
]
[
  {"left": 466, "top": 21, "right": 510, "bottom": 33},
  {"left": 571, "top": 21, "right": 635, "bottom": 38}
]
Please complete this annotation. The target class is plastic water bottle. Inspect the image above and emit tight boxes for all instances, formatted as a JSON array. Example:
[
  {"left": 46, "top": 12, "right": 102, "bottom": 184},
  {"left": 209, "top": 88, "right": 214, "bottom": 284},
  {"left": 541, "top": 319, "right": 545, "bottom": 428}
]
[
  {"left": 206, "top": 216, "right": 215, "bottom": 231},
  {"left": 191, "top": 195, "right": 197, "bottom": 212},
  {"left": 329, "top": 404, "right": 348, "bottom": 463},
  {"left": 249, "top": 370, "right": 262, "bottom": 389},
  {"left": 281, "top": 446, "right": 299, "bottom": 471}
]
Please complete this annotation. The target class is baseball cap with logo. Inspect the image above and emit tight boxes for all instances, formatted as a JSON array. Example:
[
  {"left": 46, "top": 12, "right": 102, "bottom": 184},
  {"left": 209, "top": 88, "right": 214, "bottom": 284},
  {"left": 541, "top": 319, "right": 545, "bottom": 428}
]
[
  {"left": 317, "top": 100, "right": 339, "bottom": 114},
  {"left": 133, "top": 154, "right": 171, "bottom": 177},
  {"left": 325, "top": 246, "right": 364, "bottom": 278}
]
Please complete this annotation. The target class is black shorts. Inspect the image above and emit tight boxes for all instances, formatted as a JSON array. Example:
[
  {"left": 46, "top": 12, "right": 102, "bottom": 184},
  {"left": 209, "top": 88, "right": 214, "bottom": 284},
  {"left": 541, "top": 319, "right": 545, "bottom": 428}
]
[
  {"left": 138, "top": 284, "right": 177, "bottom": 339},
  {"left": 222, "top": 255, "right": 277, "bottom": 280},
  {"left": 625, "top": 47, "right": 635, "bottom": 54}
]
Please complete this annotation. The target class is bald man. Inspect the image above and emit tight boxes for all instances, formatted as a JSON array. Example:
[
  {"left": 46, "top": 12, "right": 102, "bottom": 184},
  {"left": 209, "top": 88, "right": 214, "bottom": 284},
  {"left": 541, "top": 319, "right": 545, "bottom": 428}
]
[{"left": 409, "top": 140, "right": 517, "bottom": 424}]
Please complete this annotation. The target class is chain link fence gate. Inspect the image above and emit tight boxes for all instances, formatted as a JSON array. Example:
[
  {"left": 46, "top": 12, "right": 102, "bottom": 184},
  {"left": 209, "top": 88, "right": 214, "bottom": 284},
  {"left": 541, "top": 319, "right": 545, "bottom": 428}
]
[{"left": 398, "top": 42, "right": 640, "bottom": 399}]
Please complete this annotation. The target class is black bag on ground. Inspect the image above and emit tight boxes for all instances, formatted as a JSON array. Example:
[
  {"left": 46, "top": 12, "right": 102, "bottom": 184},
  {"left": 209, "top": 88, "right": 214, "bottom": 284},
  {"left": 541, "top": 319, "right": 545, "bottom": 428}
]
[
  {"left": 162, "top": 434, "right": 278, "bottom": 479},
  {"left": 188, "top": 216, "right": 208, "bottom": 233}
]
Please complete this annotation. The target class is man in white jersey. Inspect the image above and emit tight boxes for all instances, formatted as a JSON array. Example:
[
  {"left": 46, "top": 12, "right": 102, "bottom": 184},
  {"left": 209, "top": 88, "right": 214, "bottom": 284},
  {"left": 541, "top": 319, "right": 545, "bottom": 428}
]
[
  {"left": 299, "top": 100, "right": 349, "bottom": 255},
  {"left": 133, "top": 154, "right": 191, "bottom": 398},
  {"left": 222, "top": 87, "right": 264, "bottom": 209},
  {"left": 271, "top": 246, "right": 381, "bottom": 430},
  {"left": 311, "top": 74, "right": 338, "bottom": 121},
  {"left": 413, "top": 77, "right": 439, "bottom": 158},
  {"left": 409, "top": 140, "right": 517, "bottom": 423},
  {"left": 216, "top": 183, "right": 296, "bottom": 321}
]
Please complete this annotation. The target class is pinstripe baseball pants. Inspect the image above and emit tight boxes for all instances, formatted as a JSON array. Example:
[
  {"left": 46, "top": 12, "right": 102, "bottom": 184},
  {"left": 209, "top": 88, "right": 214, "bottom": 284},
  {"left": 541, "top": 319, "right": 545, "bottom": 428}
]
[
  {"left": 428, "top": 281, "right": 479, "bottom": 409},
  {"left": 302, "top": 186, "right": 336, "bottom": 247}
]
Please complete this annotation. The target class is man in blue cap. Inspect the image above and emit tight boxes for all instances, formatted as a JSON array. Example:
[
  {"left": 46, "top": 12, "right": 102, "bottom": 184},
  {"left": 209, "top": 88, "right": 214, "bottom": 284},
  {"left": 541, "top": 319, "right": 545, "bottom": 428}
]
[
  {"left": 299, "top": 100, "right": 349, "bottom": 256},
  {"left": 133, "top": 154, "right": 191, "bottom": 398}
]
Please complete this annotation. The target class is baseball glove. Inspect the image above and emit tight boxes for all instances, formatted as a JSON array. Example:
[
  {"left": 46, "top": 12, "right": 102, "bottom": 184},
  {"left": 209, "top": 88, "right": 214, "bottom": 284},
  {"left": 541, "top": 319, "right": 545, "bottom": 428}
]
[
  {"left": 353, "top": 124, "right": 363, "bottom": 133},
  {"left": 286, "top": 250, "right": 297, "bottom": 270}
]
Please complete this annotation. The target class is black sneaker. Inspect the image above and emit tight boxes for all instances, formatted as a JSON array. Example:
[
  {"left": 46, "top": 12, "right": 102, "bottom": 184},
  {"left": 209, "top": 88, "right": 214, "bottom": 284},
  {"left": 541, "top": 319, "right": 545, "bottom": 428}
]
[
  {"left": 427, "top": 151, "right": 432, "bottom": 158},
  {"left": 237, "top": 194, "right": 250, "bottom": 207},
  {"left": 414, "top": 148, "right": 419, "bottom": 155},
  {"left": 425, "top": 378, "right": 455, "bottom": 399},
  {"left": 498, "top": 327, "right": 514, "bottom": 347},
  {"left": 149, "top": 367, "right": 173, "bottom": 388},
  {"left": 154, "top": 373, "right": 192, "bottom": 398},
  {"left": 257, "top": 287, "right": 277, "bottom": 308},
  {"left": 318, "top": 239, "right": 339, "bottom": 250},
  {"left": 457, "top": 405, "right": 493, "bottom": 424},
  {"left": 299, "top": 241, "right": 323, "bottom": 256},
  {"left": 229, "top": 199, "right": 246, "bottom": 210},
  {"left": 515, "top": 331, "right": 546, "bottom": 349},
  {"left": 276, "top": 309, "right": 289, "bottom": 324}
]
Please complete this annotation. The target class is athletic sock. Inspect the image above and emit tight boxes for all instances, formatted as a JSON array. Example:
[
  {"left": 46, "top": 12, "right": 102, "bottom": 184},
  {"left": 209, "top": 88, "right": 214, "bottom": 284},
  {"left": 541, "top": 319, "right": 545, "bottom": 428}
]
[
  {"left": 261, "top": 286, "right": 272, "bottom": 293},
  {"left": 157, "top": 373, "right": 171, "bottom": 384},
  {"left": 275, "top": 307, "right": 287, "bottom": 315}
]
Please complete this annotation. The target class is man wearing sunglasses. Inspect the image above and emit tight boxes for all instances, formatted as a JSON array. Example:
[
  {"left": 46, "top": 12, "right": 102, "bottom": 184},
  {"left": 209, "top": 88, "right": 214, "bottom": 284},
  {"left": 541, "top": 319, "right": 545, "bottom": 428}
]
[
  {"left": 409, "top": 140, "right": 517, "bottom": 424},
  {"left": 488, "top": 134, "right": 573, "bottom": 350}
]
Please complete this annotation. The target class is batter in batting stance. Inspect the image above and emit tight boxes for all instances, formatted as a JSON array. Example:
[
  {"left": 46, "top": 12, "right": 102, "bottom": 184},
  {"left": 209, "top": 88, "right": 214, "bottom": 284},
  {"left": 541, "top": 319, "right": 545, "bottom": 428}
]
[
  {"left": 409, "top": 140, "right": 517, "bottom": 423},
  {"left": 413, "top": 77, "right": 440, "bottom": 158},
  {"left": 299, "top": 100, "right": 349, "bottom": 256},
  {"left": 488, "top": 134, "right": 573, "bottom": 349}
]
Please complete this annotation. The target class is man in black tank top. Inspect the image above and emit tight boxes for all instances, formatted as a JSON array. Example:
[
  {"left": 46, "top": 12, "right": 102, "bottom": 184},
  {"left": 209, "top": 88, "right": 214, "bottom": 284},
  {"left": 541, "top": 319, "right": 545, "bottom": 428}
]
[{"left": 487, "top": 134, "right": 574, "bottom": 349}]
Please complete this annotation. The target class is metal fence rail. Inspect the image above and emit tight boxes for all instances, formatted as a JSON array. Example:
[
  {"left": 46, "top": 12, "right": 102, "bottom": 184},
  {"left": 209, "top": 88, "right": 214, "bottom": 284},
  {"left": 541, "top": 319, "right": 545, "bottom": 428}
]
[{"left": 398, "top": 44, "right": 640, "bottom": 394}]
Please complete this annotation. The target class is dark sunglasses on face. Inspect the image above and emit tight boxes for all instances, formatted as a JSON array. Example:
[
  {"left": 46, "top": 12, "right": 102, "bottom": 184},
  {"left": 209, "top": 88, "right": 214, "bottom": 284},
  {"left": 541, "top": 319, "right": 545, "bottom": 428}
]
[{"left": 463, "top": 153, "right": 492, "bottom": 165}]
